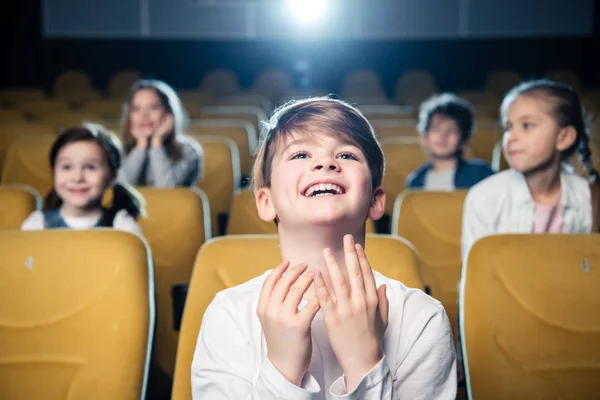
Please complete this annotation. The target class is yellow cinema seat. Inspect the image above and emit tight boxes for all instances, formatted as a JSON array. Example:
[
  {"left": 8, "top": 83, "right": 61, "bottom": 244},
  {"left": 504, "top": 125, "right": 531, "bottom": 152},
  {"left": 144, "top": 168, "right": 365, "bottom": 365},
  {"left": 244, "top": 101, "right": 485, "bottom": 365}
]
[
  {"left": 0, "top": 230, "right": 155, "bottom": 400},
  {"left": 0, "top": 184, "right": 42, "bottom": 229}
]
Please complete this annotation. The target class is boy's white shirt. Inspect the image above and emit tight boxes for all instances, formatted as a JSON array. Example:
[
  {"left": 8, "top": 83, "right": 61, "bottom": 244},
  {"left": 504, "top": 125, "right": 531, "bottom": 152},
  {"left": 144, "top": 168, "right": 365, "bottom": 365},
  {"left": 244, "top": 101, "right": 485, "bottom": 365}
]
[
  {"left": 21, "top": 209, "right": 142, "bottom": 235},
  {"left": 191, "top": 269, "right": 457, "bottom": 400},
  {"left": 461, "top": 167, "right": 592, "bottom": 264}
]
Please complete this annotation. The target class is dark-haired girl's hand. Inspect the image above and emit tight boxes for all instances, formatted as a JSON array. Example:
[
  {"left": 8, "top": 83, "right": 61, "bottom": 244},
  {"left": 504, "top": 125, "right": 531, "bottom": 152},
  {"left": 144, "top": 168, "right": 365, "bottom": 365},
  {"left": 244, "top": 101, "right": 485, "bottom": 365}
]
[{"left": 151, "top": 114, "right": 174, "bottom": 149}]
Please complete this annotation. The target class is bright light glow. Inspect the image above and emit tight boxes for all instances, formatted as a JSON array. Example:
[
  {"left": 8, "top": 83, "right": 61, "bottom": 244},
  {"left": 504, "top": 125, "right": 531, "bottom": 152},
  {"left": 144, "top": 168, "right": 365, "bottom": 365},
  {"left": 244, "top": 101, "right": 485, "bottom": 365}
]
[{"left": 288, "top": 0, "right": 326, "bottom": 23}]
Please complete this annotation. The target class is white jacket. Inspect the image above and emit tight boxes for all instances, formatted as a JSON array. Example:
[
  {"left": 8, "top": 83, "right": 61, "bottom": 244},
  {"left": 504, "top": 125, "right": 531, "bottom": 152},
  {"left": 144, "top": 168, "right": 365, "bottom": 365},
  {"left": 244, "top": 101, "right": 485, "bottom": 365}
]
[{"left": 461, "top": 168, "right": 592, "bottom": 264}]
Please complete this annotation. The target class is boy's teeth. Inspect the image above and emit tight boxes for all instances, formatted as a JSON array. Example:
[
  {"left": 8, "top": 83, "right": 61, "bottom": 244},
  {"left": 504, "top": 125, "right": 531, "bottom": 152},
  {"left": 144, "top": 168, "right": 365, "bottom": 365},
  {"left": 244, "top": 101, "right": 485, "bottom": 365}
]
[{"left": 304, "top": 183, "right": 344, "bottom": 197}]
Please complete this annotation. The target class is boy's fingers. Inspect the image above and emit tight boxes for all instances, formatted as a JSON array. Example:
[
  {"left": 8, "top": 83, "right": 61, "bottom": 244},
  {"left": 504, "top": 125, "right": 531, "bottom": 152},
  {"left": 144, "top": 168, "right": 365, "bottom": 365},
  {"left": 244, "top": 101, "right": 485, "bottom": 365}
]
[
  {"left": 323, "top": 248, "right": 349, "bottom": 302},
  {"left": 355, "top": 243, "right": 378, "bottom": 302},
  {"left": 314, "top": 271, "right": 335, "bottom": 313},
  {"left": 270, "top": 263, "right": 308, "bottom": 305},
  {"left": 344, "top": 235, "right": 366, "bottom": 299},
  {"left": 257, "top": 260, "right": 290, "bottom": 315},
  {"left": 283, "top": 270, "right": 315, "bottom": 313},
  {"left": 377, "top": 284, "right": 389, "bottom": 329}
]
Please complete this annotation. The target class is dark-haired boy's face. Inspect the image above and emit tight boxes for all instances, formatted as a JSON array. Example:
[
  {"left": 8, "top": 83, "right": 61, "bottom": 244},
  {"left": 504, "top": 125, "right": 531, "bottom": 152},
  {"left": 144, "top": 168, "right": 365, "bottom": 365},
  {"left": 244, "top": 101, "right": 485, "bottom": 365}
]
[{"left": 422, "top": 114, "right": 463, "bottom": 159}]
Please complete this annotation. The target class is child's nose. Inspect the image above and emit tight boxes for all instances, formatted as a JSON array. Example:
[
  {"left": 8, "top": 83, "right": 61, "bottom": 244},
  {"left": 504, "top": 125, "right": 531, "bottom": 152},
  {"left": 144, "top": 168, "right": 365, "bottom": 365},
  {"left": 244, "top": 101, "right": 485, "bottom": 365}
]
[
  {"left": 73, "top": 168, "right": 85, "bottom": 181},
  {"left": 313, "top": 156, "right": 340, "bottom": 171}
]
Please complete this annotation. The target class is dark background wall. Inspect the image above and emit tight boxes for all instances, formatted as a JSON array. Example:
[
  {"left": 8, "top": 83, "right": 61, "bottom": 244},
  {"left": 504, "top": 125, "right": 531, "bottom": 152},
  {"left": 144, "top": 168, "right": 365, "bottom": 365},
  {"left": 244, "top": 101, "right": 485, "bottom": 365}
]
[{"left": 2, "top": 0, "right": 599, "bottom": 95}]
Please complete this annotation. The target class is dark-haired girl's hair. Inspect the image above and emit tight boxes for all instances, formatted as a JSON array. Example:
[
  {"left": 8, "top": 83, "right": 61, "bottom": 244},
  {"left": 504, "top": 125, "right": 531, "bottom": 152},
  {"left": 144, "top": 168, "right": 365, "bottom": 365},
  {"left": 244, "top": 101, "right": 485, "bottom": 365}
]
[
  {"left": 500, "top": 79, "right": 599, "bottom": 182},
  {"left": 44, "top": 123, "right": 146, "bottom": 226}
]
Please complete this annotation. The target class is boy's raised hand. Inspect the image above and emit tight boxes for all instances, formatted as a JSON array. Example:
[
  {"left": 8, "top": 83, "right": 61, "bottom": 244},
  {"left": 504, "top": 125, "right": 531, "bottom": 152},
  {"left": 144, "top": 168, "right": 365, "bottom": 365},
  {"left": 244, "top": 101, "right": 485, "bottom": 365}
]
[
  {"left": 257, "top": 261, "right": 320, "bottom": 387},
  {"left": 314, "top": 234, "right": 389, "bottom": 392}
]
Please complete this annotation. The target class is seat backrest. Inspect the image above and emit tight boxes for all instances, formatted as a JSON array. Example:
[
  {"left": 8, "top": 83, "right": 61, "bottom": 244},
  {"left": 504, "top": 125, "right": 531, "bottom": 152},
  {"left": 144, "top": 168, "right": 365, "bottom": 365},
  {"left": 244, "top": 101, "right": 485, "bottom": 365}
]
[
  {"left": 461, "top": 234, "right": 600, "bottom": 400},
  {"left": 53, "top": 70, "right": 94, "bottom": 96},
  {"left": 380, "top": 137, "right": 429, "bottom": 215},
  {"left": 395, "top": 69, "right": 437, "bottom": 103},
  {"left": 187, "top": 119, "right": 257, "bottom": 177},
  {"left": 108, "top": 70, "right": 143, "bottom": 99},
  {"left": 82, "top": 100, "right": 123, "bottom": 120},
  {"left": 0, "top": 184, "right": 42, "bottom": 229},
  {"left": 0, "top": 124, "right": 56, "bottom": 175},
  {"left": 172, "top": 233, "right": 423, "bottom": 400},
  {"left": 2, "top": 136, "right": 55, "bottom": 197},
  {"left": 0, "top": 89, "right": 46, "bottom": 107},
  {"left": 18, "top": 100, "right": 71, "bottom": 119},
  {"left": 198, "top": 105, "right": 266, "bottom": 136},
  {"left": 470, "top": 120, "right": 500, "bottom": 162},
  {"left": 0, "top": 109, "right": 26, "bottom": 123},
  {"left": 359, "top": 105, "right": 415, "bottom": 123},
  {"left": 39, "top": 112, "right": 103, "bottom": 133},
  {"left": 226, "top": 189, "right": 377, "bottom": 235},
  {"left": 199, "top": 69, "right": 241, "bottom": 97},
  {"left": 341, "top": 69, "right": 386, "bottom": 99},
  {"left": 190, "top": 135, "right": 242, "bottom": 236},
  {"left": 218, "top": 94, "right": 273, "bottom": 114},
  {"left": 136, "top": 187, "right": 211, "bottom": 378},
  {"left": 252, "top": 69, "right": 292, "bottom": 102},
  {"left": 392, "top": 189, "right": 468, "bottom": 339},
  {"left": 484, "top": 70, "right": 521, "bottom": 96},
  {"left": 371, "top": 119, "right": 419, "bottom": 140},
  {"left": 0, "top": 230, "right": 154, "bottom": 400}
]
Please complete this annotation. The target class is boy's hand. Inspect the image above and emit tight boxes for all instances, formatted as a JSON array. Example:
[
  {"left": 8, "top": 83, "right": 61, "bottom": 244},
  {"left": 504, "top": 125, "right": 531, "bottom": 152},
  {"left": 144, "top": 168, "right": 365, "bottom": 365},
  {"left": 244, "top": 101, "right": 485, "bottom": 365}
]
[
  {"left": 314, "top": 234, "right": 389, "bottom": 392},
  {"left": 257, "top": 261, "right": 320, "bottom": 386}
]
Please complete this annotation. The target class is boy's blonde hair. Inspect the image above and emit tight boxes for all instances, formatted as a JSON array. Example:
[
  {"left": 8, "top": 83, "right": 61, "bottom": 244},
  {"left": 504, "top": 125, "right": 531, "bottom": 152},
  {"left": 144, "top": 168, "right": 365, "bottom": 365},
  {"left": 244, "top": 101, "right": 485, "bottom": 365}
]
[{"left": 251, "top": 97, "right": 385, "bottom": 193}]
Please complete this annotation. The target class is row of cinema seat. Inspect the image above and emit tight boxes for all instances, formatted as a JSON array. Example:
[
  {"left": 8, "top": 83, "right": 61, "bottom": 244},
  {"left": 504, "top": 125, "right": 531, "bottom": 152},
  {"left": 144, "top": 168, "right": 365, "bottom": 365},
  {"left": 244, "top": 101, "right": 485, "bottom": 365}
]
[
  {"left": 0, "top": 180, "right": 567, "bottom": 386},
  {"left": 1, "top": 228, "right": 598, "bottom": 400},
  {"left": 0, "top": 114, "right": 514, "bottom": 235}
]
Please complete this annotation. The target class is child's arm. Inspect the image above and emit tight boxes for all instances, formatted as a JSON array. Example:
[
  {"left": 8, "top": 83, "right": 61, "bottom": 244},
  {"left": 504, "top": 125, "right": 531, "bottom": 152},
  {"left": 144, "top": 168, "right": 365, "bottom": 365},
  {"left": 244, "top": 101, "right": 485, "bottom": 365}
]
[
  {"left": 118, "top": 148, "right": 147, "bottom": 186},
  {"left": 147, "top": 142, "right": 201, "bottom": 188},
  {"left": 20, "top": 211, "right": 44, "bottom": 230},
  {"left": 191, "top": 262, "right": 321, "bottom": 400}
]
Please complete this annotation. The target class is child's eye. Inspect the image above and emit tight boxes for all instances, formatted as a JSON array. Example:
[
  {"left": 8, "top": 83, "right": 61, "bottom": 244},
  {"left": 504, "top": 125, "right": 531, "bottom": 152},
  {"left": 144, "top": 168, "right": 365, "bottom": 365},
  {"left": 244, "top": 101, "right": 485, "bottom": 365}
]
[
  {"left": 290, "top": 151, "right": 309, "bottom": 160},
  {"left": 338, "top": 152, "right": 358, "bottom": 161},
  {"left": 84, "top": 164, "right": 98, "bottom": 171},
  {"left": 523, "top": 122, "right": 533, "bottom": 130},
  {"left": 60, "top": 164, "right": 72, "bottom": 171}
]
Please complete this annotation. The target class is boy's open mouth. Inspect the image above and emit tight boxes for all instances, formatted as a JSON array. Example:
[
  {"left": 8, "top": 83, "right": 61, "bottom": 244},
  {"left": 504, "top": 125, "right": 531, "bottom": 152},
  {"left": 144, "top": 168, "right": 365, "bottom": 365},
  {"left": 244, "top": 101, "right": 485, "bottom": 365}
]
[{"left": 302, "top": 183, "right": 346, "bottom": 197}]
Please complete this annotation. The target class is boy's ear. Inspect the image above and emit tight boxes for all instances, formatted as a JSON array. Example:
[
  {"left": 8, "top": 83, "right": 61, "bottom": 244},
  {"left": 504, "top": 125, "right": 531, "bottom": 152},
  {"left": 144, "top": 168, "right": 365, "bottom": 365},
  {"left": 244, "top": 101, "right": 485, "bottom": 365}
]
[
  {"left": 368, "top": 186, "right": 386, "bottom": 221},
  {"left": 256, "top": 187, "right": 278, "bottom": 222},
  {"left": 556, "top": 126, "right": 577, "bottom": 152}
]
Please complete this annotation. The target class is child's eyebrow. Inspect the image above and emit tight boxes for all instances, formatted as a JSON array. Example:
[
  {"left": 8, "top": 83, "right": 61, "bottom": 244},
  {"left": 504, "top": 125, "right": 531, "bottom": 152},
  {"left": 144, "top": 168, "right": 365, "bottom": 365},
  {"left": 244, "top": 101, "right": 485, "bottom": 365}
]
[
  {"left": 282, "top": 138, "right": 312, "bottom": 153},
  {"left": 515, "top": 114, "right": 542, "bottom": 121}
]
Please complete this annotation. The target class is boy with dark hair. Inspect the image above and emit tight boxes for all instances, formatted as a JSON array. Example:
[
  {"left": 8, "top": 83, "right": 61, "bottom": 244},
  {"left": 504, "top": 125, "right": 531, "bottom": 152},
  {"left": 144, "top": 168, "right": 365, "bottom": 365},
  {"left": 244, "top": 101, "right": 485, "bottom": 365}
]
[{"left": 407, "top": 93, "right": 494, "bottom": 190}]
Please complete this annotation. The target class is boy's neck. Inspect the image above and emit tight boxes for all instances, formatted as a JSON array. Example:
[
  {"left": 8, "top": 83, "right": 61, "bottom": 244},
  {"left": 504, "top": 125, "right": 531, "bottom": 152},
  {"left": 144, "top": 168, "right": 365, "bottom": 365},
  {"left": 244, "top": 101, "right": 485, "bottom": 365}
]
[
  {"left": 525, "top": 160, "right": 562, "bottom": 205},
  {"left": 431, "top": 157, "right": 458, "bottom": 172},
  {"left": 278, "top": 224, "right": 366, "bottom": 296},
  {"left": 60, "top": 204, "right": 103, "bottom": 219}
]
